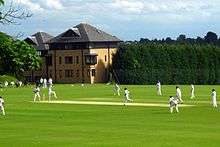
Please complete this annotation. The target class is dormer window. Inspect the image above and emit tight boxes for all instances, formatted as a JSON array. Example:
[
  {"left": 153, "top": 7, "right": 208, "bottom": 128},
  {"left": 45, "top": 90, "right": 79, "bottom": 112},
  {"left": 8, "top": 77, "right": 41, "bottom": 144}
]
[{"left": 85, "top": 54, "right": 97, "bottom": 65}]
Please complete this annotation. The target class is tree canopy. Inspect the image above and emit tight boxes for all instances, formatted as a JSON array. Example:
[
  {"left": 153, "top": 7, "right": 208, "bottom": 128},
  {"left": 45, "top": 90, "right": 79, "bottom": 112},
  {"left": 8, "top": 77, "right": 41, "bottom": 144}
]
[{"left": 0, "top": 32, "right": 41, "bottom": 77}]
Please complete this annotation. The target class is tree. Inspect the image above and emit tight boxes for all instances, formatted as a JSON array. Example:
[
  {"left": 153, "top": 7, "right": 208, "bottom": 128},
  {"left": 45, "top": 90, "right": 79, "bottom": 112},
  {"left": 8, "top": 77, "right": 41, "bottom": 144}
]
[
  {"left": 0, "top": 32, "right": 41, "bottom": 77},
  {"left": 205, "top": 32, "right": 218, "bottom": 44},
  {"left": 0, "top": 0, "right": 4, "bottom": 5},
  {"left": 0, "top": 0, "right": 32, "bottom": 25},
  {"left": 177, "top": 34, "right": 186, "bottom": 42}
]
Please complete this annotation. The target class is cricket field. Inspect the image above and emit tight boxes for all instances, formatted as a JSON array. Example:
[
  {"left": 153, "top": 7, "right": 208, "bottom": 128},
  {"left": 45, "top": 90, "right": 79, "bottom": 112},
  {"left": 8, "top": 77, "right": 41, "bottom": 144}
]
[{"left": 0, "top": 84, "right": 219, "bottom": 147}]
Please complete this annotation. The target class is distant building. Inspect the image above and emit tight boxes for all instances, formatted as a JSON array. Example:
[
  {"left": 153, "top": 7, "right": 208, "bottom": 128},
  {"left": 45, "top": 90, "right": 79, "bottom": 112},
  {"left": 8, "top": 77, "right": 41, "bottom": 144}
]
[
  {"left": 25, "top": 23, "right": 121, "bottom": 83},
  {"left": 24, "top": 32, "right": 54, "bottom": 81}
]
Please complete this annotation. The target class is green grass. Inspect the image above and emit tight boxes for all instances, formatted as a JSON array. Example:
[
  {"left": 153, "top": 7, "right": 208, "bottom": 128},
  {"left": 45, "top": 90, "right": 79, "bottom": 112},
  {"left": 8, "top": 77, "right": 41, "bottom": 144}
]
[{"left": 0, "top": 84, "right": 220, "bottom": 147}]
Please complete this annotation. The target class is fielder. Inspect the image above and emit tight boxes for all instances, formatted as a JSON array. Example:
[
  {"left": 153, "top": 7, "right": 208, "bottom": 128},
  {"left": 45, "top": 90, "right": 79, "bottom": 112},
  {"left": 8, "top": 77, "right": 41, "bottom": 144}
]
[
  {"left": 43, "top": 78, "right": 47, "bottom": 88},
  {"left": 48, "top": 78, "right": 53, "bottom": 87},
  {"left": 211, "top": 89, "right": 218, "bottom": 108},
  {"left": 169, "top": 96, "right": 179, "bottom": 113},
  {"left": 156, "top": 81, "right": 162, "bottom": 96},
  {"left": 40, "top": 77, "right": 43, "bottom": 87},
  {"left": 33, "top": 86, "right": 41, "bottom": 102},
  {"left": 0, "top": 96, "right": 5, "bottom": 116},
  {"left": 4, "top": 81, "right": 8, "bottom": 87},
  {"left": 190, "top": 84, "right": 195, "bottom": 99},
  {"left": 48, "top": 86, "right": 57, "bottom": 101},
  {"left": 176, "top": 86, "right": 183, "bottom": 103},
  {"left": 124, "top": 88, "right": 133, "bottom": 105},
  {"left": 114, "top": 83, "right": 120, "bottom": 96}
]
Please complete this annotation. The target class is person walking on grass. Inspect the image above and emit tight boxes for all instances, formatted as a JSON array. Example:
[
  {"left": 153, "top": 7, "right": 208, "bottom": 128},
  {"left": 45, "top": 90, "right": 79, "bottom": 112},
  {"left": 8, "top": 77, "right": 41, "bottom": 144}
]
[
  {"left": 211, "top": 89, "right": 218, "bottom": 108},
  {"left": 124, "top": 88, "right": 133, "bottom": 105},
  {"left": 114, "top": 83, "right": 120, "bottom": 96},
  {"left": 48, "top": 86, "right": 57, "bottom": 101},
  {"left": 190, "top": 84, "right": 195, "bottom": 99},
  {"left": 176, "top": 86, "right": 183, "bottom": 103},
  {"left": 0, "top": 96, "right": 5, "bottom": 116},
  {"left": 156, "top": 80, "right": 162, "bottom": 96},
  {"left": 169, "top": 96, "right": 179, "bottom": 113},
  {"left": 33, "top": 86, "right": 41, "bottom": 102}
]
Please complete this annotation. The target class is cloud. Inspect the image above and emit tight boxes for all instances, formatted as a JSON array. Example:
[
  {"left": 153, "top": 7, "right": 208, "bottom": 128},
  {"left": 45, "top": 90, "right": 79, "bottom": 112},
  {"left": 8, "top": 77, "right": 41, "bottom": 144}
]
[
  {"left": 13, "top": 0, "right": 44, "bottom": 12},
  {"left": 12, "top": 0, "right": 64, "bottom": 12},
  {"left": 40, "top": 0, "right": 64, "bottom": 10}
]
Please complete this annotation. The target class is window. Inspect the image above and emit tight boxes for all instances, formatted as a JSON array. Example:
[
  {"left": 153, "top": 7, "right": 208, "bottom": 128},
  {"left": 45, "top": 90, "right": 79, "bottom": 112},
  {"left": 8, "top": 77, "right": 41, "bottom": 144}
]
[
  {"left": 92, "top": 69, "right": 96, "bottom": 77},
  {"left": 59, "top": 57, "right": 61, "bottom": 64},
  {"left": 85, "top": 55, "right": 97, "bottom": 65},
  {"left": 76, "top": 56, "right": 79, "bottom": 64},
  {"left": 87, "top": 69, "right": 90, "bottom": 77},
  {"left": 65, "top": 70, "right": 74, "bottom": 77},
  {"left": 105, "top": 55, "right": 107, "bottom": 62},
  {"left": 47, "top": 56, "right": 52, "bottom": 66},
  {"left": 37, "top": 51, "right": 41, "bottom": 56},
  {"left": 65, "top": 56, "right": 73, "bottom": 64},
  {"left": 76, "top": 70, "right": 80, "bottom": 77}
]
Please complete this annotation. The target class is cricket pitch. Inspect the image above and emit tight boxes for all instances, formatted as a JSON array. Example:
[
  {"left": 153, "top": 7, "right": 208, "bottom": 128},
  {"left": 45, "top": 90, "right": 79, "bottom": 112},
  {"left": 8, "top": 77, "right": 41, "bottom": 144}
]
[{"left": 36, "top": 100, "right": 195, "bottom": 107}]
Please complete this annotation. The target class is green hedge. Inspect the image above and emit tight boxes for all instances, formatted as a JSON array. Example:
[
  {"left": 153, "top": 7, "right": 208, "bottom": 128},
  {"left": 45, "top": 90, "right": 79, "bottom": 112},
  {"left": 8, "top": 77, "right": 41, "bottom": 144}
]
[
  {"left": 0, "top": 75, "right": 17, "bottom": 83},
  {"left": 112, "top": 43, "right": 220, "bottom": 85}
]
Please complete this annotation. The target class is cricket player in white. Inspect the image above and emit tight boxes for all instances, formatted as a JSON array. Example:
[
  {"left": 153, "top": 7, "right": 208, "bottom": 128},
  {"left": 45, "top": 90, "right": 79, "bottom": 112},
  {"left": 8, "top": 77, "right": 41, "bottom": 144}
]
[
  {"left": 124, "top": 88, "right": 133, "bottom": 104},
  {"left": 211, "top": 89, "right": 217, "bottom": 108},
  {"left": 33, "top": 86, "right": 41, "bottom": 102},
  {"left": 169, "top": 96, "right": 179, "bottom": 113},
  {"left": 176, "top": 86, "right": 183, "bottom": 103},
  {"left": 4, "top": 81, "right": 8, "bottom": 87},
  {"left": 0, "top": 96, "right": 5, "bottom": 116},
  {"left": 48, "top": 78, "right": 53, "bottom": 87},
  {"left": 43, "top": 78, "right": 47, "bottom": 88},
  {"left": 40, "top": 77, "right": 43, "bottom": 86},
  {"left": 156, "top": 81, "right": 162, "bottom": 96},
  {"left": 190, "top": 84, "right": 195, "bottom": 99},
  {"left": 48, "top": 86, "right": 57, "bottom": 101},
  {"left": 114, "top": 83, "right": 120, "bottom": 96}
]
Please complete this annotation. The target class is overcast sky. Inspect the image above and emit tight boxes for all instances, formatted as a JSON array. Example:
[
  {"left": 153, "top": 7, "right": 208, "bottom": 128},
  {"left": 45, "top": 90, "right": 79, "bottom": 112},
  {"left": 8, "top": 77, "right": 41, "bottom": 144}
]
[{"left": 1, "top": 0, "right": 220, "bottom": 40}]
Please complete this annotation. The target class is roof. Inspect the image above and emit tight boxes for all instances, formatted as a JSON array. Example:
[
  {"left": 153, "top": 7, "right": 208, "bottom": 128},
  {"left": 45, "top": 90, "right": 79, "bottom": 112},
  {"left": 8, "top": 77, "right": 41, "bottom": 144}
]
[
  {"left": 24, "top": 32, "right": 54, "bottom": 51},
  {"left": 48, "top": 23, "right": 121, "bottom": 43}
]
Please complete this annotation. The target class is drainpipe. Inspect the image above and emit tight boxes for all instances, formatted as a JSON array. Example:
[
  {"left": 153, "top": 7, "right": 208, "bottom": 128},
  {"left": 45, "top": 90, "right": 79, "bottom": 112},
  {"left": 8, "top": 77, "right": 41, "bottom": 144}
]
[
  {"left": 54, "top": 50, "right": 57, "bottom": 82},
  {"left": 81, "top": 48, "right": 84, "bottom": 83}
]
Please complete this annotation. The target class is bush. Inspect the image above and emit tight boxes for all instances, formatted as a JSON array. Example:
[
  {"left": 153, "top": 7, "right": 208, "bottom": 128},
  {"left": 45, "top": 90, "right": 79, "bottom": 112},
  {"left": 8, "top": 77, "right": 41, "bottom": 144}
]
[{"left": 0, "top": 75, "right": 17, "bottom": 83}]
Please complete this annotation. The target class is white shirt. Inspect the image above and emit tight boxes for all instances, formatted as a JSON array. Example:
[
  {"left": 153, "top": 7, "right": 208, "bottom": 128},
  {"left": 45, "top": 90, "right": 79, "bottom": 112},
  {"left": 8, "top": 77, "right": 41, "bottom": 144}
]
[
  {"left": 191, "top": 85, "right": 194, "bottom": 91},
  {"left": 0, "top": 98, "right": 4, "bottom": 107},
  {"left": 169, "top": 97, "right": 178, "bottom": 106},
  {"left": 43, "top": 79, "right": 47, "bottom": 83},
  {"left": 40, "top": 78, "right": 43, "bottom": 84},
  {"left": 125, "top": 89, "right": 129, "bottom": 96},
  {"left": 48, "top": 78, "right": 53, "bottom": 85},
  {"left": 212, "top": 91, "right": 217, "bottom": 99},
  {"left": 176, "top": 88, "right": 182, "bottom": 98},
  {"left": 157, "top": 82, "right": 161, "bottom": 87}
]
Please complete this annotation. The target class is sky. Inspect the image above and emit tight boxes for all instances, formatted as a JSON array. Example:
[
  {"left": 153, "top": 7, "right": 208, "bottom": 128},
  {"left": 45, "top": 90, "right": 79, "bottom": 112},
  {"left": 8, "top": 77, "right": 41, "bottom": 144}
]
[{"left": 1, "top": 0, "right": 220, "bottom": 41}]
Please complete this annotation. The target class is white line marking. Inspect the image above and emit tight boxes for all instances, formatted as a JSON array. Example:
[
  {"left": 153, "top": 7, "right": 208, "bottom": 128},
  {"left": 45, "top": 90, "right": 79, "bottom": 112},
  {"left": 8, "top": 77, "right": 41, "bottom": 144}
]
[{"left": 35, "top": 100, "right": 195, "bottom": 107}]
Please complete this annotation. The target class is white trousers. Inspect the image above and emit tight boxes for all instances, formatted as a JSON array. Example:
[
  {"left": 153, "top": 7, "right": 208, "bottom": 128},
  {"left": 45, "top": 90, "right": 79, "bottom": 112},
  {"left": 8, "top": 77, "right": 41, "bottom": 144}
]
[
  {"left": 34, "top": 92, "right": 41, "bottom": 102},
  {"left": 124, "top": 95, "right": 132, "bottom": 103},
  {"left": 157, "top": 88, "right": 162, "bottom": 96},
  {"left": 170, "top": 105, "right": 179, "bottom": 113},
  {"left": 49, "top": 91, "right": 57, "bottom": 101},
  {"left": 0, "top": 106, "right": 5, "bottom": 115},
  {"left": 212, "top": 98, "right": 218, "bottom": 107}
]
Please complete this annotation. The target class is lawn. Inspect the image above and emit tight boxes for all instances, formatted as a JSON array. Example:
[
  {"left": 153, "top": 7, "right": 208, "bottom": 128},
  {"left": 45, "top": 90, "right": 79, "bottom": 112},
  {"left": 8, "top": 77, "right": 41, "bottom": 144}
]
[{"left": 0, "top": 84, "right": 219, "bottom": 147}]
